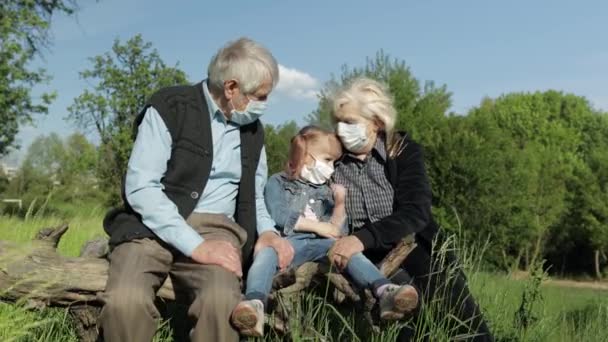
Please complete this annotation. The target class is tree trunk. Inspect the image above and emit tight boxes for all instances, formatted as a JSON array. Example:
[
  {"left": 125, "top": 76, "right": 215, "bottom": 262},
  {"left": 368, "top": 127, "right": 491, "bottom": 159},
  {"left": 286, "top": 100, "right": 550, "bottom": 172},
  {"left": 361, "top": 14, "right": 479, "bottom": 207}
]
[
  {"left": 0, "top": 224, "right": 416, "bottom": 341},
  {"left": 595, "top": 249, "right": 601, "bottom": 280}
]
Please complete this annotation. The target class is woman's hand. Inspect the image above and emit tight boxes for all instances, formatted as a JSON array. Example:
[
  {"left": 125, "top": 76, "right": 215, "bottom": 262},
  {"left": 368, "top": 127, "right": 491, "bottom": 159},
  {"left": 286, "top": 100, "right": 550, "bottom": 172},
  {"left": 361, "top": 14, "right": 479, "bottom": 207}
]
[{"left": 328, "top": 235, "right": 364, "bottom": 271}]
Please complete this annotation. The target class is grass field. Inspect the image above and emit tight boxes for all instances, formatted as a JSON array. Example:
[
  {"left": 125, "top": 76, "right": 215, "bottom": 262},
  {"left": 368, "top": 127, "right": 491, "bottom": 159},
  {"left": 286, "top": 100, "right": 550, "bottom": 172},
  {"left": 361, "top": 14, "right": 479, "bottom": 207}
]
[{"left": 1, "top": 208, "right": 607, "bottom": 341}]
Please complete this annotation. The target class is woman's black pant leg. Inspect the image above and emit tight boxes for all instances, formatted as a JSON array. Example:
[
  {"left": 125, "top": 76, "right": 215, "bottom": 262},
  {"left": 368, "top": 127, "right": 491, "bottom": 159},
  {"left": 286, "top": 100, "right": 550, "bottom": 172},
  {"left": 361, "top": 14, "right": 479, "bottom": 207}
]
[{"left": 395, "top": 238, "right": 494, "bottom": 342}]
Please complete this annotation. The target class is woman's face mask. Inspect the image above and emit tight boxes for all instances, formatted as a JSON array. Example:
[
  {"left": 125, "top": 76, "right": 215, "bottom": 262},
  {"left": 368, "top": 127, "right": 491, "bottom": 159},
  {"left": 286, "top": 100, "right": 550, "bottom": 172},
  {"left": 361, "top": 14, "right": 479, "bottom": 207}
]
[
  {"left": 300, "top": 156, "right": 335, "bottom": 184},
  {"left": 336, "top": 121, "right": 370, "bottom": 153}
]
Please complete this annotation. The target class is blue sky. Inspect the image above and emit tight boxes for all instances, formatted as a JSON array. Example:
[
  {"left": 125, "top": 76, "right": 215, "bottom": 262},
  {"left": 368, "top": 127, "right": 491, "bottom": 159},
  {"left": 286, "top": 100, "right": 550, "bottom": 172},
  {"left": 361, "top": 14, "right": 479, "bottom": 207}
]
[{"left": 5, "top": 0, "right": 607, "bottom": 164}]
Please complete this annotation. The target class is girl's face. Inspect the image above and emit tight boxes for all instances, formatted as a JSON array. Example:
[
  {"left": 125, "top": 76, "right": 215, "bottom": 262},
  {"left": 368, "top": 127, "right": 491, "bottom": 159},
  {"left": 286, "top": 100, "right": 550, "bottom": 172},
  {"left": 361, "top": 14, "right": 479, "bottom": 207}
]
[{"left": 304, "top": 137, "right": 340, "bottom": 168}]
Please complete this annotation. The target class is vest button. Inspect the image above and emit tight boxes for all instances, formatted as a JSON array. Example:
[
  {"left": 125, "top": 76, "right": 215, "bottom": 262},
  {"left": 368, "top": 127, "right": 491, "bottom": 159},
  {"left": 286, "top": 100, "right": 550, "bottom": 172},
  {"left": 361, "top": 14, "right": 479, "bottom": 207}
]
[{"left": 190, "top": 191, "right": 199, "bottom": 199}]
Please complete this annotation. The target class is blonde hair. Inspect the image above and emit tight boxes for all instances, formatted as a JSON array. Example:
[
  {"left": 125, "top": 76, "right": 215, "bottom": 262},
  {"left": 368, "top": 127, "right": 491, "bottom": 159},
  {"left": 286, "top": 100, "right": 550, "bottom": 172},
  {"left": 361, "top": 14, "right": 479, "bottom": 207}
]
[
  {"left": 286, "top": 126, "right": 342, "bottom": 180},
  {"left": 207, "top": 37, "right": 279, "bottom": 94},
  {"left": 330, "top": 77, "right": 406, "bottom": 158}
]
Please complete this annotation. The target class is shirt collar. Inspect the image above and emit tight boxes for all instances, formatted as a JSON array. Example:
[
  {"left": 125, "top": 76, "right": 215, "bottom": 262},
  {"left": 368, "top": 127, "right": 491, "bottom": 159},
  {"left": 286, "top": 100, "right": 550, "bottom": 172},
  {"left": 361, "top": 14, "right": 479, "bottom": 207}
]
[
  {"left": 202, "top": 80, "right": 227, "bottom": 124},
  {"left": 372, "top": 134, "right": 388, "bottom": 162}
]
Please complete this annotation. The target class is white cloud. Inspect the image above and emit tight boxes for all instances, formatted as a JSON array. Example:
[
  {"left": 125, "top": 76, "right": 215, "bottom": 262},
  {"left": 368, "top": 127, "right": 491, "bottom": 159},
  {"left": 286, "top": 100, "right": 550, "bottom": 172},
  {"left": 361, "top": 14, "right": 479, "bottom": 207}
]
[{"left": 276, "top": 65, "right": 320, "bottom": 101}]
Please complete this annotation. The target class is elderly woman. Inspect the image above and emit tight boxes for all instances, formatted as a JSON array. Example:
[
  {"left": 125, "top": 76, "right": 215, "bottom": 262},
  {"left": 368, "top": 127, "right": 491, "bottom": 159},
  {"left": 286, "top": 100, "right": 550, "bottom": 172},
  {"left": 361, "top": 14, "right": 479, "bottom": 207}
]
[{"left": 328, "top": 77, "right": 493, "bottom": 341}]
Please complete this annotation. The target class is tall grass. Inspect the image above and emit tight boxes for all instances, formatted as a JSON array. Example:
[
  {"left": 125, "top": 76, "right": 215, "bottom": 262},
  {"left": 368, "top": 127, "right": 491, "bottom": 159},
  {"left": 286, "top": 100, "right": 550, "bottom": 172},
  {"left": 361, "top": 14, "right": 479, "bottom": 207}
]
[{"left": 0, "top": 206, "right": 607, "bottom": 341}]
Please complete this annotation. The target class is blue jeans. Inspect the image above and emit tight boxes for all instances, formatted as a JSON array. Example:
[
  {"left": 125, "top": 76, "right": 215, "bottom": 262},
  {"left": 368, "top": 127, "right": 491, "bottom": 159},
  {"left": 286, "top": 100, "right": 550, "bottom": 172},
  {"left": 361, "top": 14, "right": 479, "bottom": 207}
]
[{"left": 245, "top": 234, "right": 390, "bottom": 304}]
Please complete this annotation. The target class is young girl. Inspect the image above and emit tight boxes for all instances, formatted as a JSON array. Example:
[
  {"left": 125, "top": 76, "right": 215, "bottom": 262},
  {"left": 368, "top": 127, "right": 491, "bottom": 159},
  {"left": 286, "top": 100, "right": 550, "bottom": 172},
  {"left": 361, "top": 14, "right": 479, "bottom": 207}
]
[{"left": 231, "top": 126, "right": 418, "bottom": 337}]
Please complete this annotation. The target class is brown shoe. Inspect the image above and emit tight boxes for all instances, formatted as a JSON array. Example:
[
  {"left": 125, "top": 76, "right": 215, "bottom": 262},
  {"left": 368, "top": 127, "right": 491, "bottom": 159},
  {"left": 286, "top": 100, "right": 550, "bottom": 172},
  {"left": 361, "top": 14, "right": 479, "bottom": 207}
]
[
  {"left": 231, "top": 299, "right": 265, "bottom": 337},
  {"left": 379, "top": 284, "right": 419, "bottom": 320}
]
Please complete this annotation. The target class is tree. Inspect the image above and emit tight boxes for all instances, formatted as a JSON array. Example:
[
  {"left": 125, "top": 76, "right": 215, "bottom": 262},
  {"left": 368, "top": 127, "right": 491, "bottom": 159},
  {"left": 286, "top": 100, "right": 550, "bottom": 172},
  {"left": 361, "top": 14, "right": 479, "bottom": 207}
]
[
  {"left": 0, "top": 168, "right": 8, "bottom": 194},
  {"left": 453, "top": 92, "right": 602, "bottom": 271},
  {"left": 0, "top": 0, "right": 78, "bottom": 156},
  {"left": 19, "top": 133, "right": 65, "bottom": 192},
  {"left": 68, "top": 34, "right": 188, "bottom": 203},
  {"left": 550, "top": 110, "right": 608, "bottom": 277},
  {"left": 264, "top": 121, "right": 299, "bottom": 175}
]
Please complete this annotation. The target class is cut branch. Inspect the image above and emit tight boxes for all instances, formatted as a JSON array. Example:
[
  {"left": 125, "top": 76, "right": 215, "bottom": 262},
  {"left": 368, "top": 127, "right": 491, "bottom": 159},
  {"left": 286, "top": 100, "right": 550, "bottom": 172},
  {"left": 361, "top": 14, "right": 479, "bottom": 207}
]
[{"left": 0, "top": 224, "right": 417, "bottom": 341}]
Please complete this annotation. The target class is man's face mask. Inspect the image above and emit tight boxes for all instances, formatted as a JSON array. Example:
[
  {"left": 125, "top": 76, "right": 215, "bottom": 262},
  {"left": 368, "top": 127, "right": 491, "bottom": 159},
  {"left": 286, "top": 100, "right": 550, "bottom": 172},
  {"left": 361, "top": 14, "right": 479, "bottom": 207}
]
[{"left": 230, "top": 92, "right": 267, "bottom": 125}]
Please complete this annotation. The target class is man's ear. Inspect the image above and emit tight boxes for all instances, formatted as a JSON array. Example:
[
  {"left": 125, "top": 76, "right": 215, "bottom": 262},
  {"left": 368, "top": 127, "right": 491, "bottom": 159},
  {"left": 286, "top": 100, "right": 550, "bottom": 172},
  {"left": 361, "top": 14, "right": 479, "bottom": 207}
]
[{"left": 223, "top": 79, "right": 239, "bottom": 100}]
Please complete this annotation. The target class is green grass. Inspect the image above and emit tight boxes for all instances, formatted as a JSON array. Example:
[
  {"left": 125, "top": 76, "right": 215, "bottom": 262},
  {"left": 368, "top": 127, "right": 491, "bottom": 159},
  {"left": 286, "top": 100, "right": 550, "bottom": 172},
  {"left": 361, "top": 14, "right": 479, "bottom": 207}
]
[
  {"left": 0, "top": 208, "right": 607, "bottom": 341},
  {"left": 0, "top": 205, "right": 106, "bottom": 257}
]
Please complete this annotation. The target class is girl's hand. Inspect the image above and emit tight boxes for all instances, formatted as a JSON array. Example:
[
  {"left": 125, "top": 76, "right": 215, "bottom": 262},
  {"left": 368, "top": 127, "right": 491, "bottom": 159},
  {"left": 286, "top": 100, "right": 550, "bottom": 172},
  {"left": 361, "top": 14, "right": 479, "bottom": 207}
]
[
  {"left": 331, "top": 184, "right": 347, "bottom": 205},
  {"left": 315, "top": 223, "right": 342, "bottom": 239},
  {"left": 294, "top": 218, "right": 341, "bottom": 239}
]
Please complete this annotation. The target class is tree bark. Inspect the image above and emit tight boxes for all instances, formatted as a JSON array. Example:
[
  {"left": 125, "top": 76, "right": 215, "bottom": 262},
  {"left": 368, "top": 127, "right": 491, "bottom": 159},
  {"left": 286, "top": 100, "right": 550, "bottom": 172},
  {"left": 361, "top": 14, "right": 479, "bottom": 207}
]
[
  {"left": 595, "top": 249, "right": 601, "bottom": 280},
  {"left": 0, "top": 224, "right": 417, "bottom": 341}
]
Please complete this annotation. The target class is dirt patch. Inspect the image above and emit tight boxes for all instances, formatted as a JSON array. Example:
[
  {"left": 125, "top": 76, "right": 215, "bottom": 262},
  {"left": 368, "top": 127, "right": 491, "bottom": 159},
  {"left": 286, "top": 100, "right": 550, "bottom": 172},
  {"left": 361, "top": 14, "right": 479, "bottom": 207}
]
[
  {"left": 509, "top": 271, "right": 608, "bottom": 291},
  {"left": 544, "top": 279, "right": 608, "bottom": 291}
]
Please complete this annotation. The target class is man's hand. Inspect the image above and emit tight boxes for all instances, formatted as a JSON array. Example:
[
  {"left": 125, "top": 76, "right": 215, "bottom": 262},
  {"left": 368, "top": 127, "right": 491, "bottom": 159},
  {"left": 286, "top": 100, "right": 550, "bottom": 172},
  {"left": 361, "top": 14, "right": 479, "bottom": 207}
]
[
  {"left": 254, "top": 231, "right": 295, "bottom": 270},
  {"left": 328, "top": 235, "right": 364, "bottom": 271},
  {"left": 191, "top": 240, "right": 243, "bottom": 277}
]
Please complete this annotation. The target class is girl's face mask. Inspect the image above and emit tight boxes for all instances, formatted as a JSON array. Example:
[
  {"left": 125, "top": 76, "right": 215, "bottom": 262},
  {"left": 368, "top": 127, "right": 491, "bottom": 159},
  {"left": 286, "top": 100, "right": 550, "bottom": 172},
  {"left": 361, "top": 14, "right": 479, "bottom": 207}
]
[{"left": 300, "top": 156, "right": 335, "bottom": 184}]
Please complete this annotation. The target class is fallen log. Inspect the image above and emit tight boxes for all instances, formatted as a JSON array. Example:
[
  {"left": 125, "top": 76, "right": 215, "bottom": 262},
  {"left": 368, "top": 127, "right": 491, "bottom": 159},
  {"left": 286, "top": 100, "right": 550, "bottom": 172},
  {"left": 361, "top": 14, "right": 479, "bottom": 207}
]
[{"left": 0, "top": 224, "right": 416, "bottom": 341}]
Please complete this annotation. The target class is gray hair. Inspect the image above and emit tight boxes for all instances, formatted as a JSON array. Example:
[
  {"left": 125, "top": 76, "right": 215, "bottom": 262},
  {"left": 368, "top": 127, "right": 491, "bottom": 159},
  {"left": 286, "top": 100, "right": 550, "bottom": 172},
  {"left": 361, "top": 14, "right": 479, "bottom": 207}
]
[{"left": 207, "top": 37, "right": 279, "bottom": 94}]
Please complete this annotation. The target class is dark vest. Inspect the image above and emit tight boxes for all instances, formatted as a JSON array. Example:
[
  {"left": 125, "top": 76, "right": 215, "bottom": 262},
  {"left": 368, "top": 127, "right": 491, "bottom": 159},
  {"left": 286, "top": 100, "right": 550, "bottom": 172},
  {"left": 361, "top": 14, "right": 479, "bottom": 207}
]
[{"left": 103, "top": 82, "right": 264, "bottom": 262}]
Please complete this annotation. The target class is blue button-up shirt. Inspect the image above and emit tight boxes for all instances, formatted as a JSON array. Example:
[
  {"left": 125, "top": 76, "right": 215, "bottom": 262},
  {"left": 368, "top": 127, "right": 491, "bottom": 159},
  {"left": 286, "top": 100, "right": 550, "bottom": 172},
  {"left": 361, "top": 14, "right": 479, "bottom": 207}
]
[{"left": 124, "top": 81, "right": 277, "bottom": 257}]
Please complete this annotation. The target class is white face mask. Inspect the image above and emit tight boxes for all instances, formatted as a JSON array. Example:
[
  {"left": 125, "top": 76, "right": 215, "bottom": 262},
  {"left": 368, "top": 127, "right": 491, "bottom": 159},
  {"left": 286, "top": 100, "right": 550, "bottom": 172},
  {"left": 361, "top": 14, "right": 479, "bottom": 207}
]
[
  {"left": 336, "top": 122, "right": 369, "bottom": 153},
  {"left": 230, "top": 95, "right": 267, "bottom": 125},
  {"left": 300, "top": 157, "right": 334, "bottom": 184}
]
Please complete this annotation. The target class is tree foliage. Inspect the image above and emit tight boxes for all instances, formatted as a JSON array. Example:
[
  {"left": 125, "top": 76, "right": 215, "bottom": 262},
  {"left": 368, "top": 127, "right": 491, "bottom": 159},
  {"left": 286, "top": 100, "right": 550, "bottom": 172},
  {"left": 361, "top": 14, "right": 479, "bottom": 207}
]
[
  {"left": 308, "top": 53, "right": 608, "bottom": 276},
  {"left": 264, "top": 121, "right": 299, "bottom": 175},
  {"left": 3, "top": 132, "right": 100, "bottom": 215},
  {"left": 0, "top": 0, "right": 78, "bottom": 156},
  {"left": 67, "top": 34, "right": 188, "bottom": 203}
]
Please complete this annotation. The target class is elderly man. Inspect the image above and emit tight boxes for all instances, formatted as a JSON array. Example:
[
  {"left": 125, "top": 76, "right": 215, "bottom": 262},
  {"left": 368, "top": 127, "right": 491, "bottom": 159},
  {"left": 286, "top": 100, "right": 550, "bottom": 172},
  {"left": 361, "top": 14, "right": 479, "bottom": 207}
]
[{"left": 98, "top": 38, "right": 294, "bottom": 342}]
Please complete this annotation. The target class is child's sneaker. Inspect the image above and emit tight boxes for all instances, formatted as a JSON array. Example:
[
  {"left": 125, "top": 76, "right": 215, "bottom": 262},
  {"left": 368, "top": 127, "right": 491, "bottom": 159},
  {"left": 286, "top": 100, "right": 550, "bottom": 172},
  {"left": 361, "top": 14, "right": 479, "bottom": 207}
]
[
  {"left": 378, "top": 284, "right": 419, "bottom": 320},
  {"left": 231, "top": 299, "right": 265, "bottom": 337}
]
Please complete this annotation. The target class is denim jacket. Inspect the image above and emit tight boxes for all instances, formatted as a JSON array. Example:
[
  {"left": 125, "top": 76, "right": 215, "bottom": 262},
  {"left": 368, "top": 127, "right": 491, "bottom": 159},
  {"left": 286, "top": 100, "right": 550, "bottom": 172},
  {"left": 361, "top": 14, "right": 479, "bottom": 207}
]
[{"left": 264, "top": 172, "right": 349, "bottom": 236}]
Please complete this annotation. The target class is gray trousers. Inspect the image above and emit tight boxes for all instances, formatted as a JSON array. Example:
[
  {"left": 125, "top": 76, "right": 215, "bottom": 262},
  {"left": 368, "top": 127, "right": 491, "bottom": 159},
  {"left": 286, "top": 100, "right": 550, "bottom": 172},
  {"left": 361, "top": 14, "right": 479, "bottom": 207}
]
[{"left": 98, "top": 213, "right": 247, "bottom": 342}]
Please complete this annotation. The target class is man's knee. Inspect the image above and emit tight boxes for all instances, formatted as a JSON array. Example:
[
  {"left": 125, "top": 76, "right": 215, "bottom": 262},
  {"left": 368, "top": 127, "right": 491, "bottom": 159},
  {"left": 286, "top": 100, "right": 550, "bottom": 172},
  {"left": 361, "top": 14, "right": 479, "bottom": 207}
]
[
  {"left": 100, "top": 286, "right": 157, "bottom": 320},
  {"left": 190, "top": 267, "right": 241, "bottom": 316}
]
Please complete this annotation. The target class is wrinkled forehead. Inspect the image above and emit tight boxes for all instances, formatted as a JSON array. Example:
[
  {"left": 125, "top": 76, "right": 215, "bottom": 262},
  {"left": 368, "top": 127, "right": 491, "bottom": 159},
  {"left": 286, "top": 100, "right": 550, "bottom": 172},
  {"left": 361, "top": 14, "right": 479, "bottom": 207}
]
[
  {"left": 250, "top": 78, "right": 273, "bottom": 98},
  {"left": 333, "top": 101, "right": 364, "bottom": 123}
]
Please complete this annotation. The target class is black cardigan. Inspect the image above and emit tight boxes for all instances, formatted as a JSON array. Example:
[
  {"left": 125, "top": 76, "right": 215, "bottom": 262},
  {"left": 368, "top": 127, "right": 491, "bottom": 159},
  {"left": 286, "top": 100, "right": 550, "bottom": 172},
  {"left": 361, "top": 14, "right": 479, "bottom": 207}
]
[{"left": 351, "top": 135, "right": 439, "bottom": 253}]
